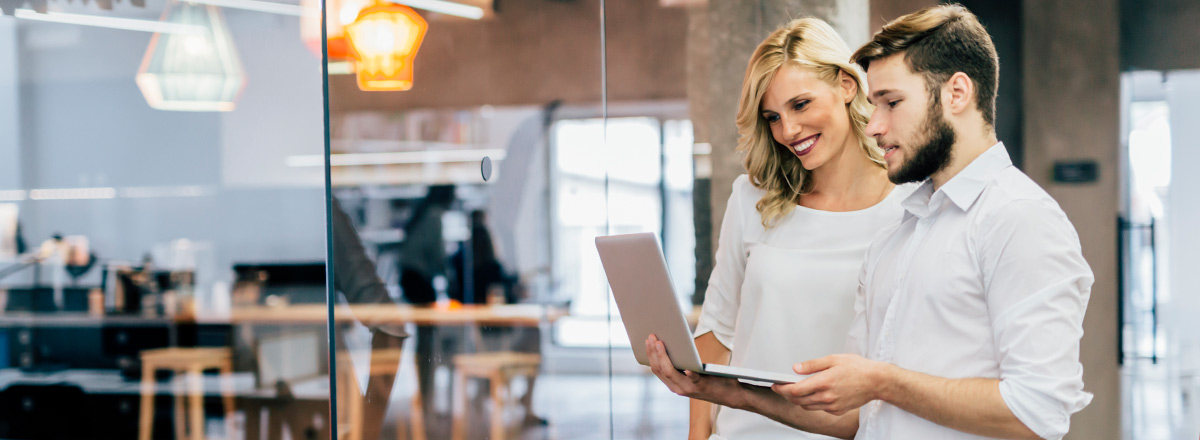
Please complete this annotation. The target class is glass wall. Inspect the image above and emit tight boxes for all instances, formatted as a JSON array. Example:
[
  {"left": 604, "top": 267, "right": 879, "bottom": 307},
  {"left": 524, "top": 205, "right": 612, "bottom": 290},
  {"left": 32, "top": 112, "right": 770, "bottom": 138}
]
[
  {"left": 321, "top": 0, "right": 620, "bottom": 438},
  {"left": 12, "top": 1, "right": 1162, "bottom": 439},
  {"left": 0, "top": 0, "right": 329, "bottom": 438}
]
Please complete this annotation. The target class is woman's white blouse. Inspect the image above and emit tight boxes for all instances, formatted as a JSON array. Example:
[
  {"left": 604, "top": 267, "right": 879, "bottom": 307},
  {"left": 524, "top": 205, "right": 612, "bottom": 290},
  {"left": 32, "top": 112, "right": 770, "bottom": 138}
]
[{"left": 695, "top": 174, "right": 912, "bottom": 440}]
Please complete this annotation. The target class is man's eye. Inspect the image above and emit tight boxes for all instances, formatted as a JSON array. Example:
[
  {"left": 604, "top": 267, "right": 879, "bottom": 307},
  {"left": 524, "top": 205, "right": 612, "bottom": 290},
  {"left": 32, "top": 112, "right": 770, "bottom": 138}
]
[{"left": 887, "top": 100, "right": 901, "bottom": 109}]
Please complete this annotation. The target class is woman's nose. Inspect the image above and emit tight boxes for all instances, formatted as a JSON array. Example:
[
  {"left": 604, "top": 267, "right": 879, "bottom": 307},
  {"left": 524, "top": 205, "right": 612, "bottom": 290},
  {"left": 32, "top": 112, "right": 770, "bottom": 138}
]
[{"left": 783, "top": 118, "right": 803, "bottom": 139}]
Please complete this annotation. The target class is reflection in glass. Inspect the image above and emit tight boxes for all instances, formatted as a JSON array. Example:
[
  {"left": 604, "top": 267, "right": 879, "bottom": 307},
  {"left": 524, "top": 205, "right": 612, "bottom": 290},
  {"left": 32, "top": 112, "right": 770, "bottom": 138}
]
[
  {"left": 136, "top": 0, "right": 245, "bottom": 112},
  {"left": 1, "top": 0, "right": 327, "bottom": 437}
]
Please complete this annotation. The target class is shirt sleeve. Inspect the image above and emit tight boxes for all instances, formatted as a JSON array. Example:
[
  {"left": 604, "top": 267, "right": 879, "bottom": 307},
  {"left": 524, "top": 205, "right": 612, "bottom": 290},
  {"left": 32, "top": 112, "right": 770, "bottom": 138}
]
[
  {"left": 978, "top": 199, "right": 1094, "bottom": 440},
  {"left": 693, "top": 177, "right": 750, "bottom": 350}
]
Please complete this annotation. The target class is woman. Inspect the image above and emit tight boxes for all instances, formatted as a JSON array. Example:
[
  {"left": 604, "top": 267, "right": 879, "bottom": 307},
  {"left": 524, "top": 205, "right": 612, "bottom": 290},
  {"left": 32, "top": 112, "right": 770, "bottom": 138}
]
[{"left": 654, "top": 18, "right": 912, "bottom": 439}]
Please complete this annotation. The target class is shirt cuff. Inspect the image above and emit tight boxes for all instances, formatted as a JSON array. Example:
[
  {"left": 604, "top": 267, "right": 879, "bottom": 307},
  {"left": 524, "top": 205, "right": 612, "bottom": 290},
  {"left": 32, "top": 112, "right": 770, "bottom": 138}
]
[{"left": 998, "top": 378, "right": 1093, "bottom": 440}]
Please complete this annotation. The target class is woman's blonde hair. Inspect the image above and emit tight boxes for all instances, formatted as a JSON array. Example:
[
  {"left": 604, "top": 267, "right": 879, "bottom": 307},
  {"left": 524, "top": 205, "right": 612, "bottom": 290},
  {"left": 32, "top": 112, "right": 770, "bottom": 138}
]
[{"left": 736, "top": 18, "right": 883, "bottom": 228}]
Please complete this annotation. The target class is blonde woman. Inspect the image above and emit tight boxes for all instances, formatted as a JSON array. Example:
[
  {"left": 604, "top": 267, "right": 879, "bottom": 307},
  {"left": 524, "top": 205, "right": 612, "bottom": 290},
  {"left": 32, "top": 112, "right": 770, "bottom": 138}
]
[{"left": 645, "top": 18, "right": 913, "bottom": 439}]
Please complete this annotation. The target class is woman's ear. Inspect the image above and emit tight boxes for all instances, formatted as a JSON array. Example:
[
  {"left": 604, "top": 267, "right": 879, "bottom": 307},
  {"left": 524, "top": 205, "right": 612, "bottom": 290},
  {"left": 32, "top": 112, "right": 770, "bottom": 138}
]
[{"left": 839, "top": 70, "right": 857, "bottom": 104}]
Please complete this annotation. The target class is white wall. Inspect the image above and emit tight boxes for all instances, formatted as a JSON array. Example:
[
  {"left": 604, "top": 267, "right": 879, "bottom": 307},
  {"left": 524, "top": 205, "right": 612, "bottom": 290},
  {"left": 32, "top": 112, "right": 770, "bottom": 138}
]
[
  {"left": 0, "top": 19, "right": 20, "bottom": 190},
  {"left": 1167, "top": 70, "right": 1200, "bottom": 359}
]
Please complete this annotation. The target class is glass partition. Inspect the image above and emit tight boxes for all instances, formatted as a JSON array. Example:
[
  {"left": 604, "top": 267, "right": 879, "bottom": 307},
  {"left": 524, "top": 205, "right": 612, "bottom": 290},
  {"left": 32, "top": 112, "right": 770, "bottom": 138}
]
[
  {"left": 321, "top": 1, "right": 610, "bottom": 438},
  {"left": 0, "top": 0, "right": 328, "bottom": 438}
]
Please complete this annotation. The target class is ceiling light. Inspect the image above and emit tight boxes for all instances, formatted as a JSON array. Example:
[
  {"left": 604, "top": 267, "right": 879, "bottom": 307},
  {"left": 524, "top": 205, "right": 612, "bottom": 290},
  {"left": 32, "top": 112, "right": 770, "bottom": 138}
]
[
  {"left": 14, "top": 8, "right": 204, "bottom": 34},
  {"left": 392, "top": 0, "right": 482, "bottom": 20},
  {"left": 136, "top": 0, "right": 246, "bottom": 111},
  {"left": 183, "top": 0, "right": 303, "bottom": 16}
]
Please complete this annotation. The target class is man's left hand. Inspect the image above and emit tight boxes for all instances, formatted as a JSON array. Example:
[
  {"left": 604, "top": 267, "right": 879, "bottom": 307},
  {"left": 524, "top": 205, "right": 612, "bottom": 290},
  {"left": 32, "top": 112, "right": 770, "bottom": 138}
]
[{"left": 771, "top": 354, "right": 892, "bottom": 416}]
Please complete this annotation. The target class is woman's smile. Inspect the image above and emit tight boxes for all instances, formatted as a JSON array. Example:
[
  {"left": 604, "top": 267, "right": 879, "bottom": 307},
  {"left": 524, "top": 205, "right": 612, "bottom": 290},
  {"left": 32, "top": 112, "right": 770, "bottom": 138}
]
[{"left": 791, "top": 134, "right": 820, "bottom": 157}]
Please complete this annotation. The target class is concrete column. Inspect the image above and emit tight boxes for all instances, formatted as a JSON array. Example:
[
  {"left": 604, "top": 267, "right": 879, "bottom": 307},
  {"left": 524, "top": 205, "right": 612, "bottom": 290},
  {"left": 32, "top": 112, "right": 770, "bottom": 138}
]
[
  {"left": 688, "top": 0, "right": 867, "bottom": 300},
  {"left": 0, "top": 19, "right": 20, "bottom": 190},
  {"left": 1023, "top": 0, "right": 1121, "bottom": 438}
]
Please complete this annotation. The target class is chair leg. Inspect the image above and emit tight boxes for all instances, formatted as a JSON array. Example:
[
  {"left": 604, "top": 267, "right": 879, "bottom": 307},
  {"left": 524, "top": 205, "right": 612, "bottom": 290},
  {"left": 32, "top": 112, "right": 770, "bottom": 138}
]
[
  {"left": 174, "top": 376, "right": 187, "bottom": 440},
  {"left": 139, "top": 364, "right": 156, "bottom": 440},
  {"left": 451, "top": 370, "right": 467, "bottom": 440},
  {"left": 490, "top": 374, "right": 505, "bottom": 440},
  {"left": 221, "top": 362, "right": 235, "bottom": 440},
  {"left": 410, "top": 388, "right": 426, "bottom": 440},
  {"left": 188, "top": 367, "right": 205, "bottom": 440}
]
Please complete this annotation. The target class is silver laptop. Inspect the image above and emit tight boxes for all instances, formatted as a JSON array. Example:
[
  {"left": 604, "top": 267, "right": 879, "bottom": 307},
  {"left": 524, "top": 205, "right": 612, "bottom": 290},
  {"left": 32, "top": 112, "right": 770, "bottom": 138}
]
[{"left": 596, "top": 232, "right": 804, "bottom": 385}]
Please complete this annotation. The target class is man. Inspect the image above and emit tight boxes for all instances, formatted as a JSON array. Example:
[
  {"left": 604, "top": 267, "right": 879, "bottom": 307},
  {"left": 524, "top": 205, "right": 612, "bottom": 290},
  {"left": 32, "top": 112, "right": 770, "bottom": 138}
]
[{"left": 646, "top": 5, "right": 1093, "bottom": 439}]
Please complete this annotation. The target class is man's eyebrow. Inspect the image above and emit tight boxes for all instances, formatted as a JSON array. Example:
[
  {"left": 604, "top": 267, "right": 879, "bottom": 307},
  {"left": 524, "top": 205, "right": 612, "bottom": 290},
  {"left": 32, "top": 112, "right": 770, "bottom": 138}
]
[{"left": 869, "top": 89, "right": 897, "bottom": 104}]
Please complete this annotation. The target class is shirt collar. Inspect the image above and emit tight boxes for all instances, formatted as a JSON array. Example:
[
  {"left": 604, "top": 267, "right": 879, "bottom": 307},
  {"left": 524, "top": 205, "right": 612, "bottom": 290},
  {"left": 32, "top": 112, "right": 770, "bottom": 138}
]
[
  {"left": 900, "top": 142, "right": 1012, "bottom": 218},
  {"left": 941, "top": 142, "right": 1012, "bottom": 211}
]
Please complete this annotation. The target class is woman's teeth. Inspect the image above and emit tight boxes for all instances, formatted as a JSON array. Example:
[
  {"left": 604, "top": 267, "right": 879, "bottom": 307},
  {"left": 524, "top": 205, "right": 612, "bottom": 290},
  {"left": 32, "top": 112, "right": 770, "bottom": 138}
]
[{"left": 795, "top": 138, "right": 816, "bottom": 152}]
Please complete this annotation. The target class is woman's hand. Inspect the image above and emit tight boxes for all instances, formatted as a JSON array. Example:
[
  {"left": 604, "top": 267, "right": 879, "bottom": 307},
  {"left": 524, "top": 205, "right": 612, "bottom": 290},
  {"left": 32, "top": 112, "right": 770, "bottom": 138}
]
[{"left": 645, "top": 334, "right": 744, "bottom": 407}]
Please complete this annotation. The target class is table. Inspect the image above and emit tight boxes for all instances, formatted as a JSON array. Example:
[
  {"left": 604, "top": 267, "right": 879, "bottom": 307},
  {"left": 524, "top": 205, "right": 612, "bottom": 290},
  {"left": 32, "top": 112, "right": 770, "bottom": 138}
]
[{"left": 208, "top": 303, "right": 568, "bottom": 327}]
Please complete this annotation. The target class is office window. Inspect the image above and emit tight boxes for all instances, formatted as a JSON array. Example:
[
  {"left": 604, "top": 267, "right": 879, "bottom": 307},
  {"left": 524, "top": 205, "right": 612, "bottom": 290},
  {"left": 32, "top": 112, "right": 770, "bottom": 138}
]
[{"left": 551, "top": 117, "right": 695, "bottom": 348}]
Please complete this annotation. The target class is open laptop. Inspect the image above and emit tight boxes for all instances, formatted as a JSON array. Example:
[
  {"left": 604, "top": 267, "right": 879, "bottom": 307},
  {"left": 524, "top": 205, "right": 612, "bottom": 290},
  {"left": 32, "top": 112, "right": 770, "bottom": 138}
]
[{"left": 596, "top": 232, "right": 804, "bottom": 385}]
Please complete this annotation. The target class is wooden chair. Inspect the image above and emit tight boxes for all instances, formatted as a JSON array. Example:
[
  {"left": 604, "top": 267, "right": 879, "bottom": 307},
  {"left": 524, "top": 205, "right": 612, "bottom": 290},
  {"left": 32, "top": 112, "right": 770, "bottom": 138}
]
[
  {"left": 138, "top": 347, "right": 234, "bottom": 440},
  {"left": 450, "top": 351, "right": 541, "bottom": 440},
  {"left": 338, "top": 348, "right": 426, "bottom": 440}
]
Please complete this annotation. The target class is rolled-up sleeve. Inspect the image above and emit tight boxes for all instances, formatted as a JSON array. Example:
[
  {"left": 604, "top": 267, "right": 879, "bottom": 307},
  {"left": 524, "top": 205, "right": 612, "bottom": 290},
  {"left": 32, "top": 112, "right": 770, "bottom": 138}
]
[
  {"left": 694, "top": 177, "right": 749, "bottom": 350},
  {"left": 979, "top": 199, "right": 1094, "bottom": 440}
]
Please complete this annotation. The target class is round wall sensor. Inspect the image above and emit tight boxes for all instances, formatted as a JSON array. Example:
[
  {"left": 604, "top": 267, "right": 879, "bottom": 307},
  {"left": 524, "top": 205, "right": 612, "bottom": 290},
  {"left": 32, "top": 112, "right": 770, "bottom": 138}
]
[{"left": 481, "top": 156, "right": 493, "bottom": 181}]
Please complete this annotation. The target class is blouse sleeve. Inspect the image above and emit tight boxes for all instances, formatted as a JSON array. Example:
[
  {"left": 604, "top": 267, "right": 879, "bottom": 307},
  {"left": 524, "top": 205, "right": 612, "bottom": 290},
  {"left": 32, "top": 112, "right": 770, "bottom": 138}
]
[{"left": 693, "top": 176, "right": 751, "bottom": 350}]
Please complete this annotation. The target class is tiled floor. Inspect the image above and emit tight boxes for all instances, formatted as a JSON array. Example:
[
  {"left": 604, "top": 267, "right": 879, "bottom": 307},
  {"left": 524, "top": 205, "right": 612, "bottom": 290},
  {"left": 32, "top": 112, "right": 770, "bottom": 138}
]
[
  {"left": 379, "top": 372, "right": 690, "bottom": 440},
  {"left": 1122, "top": 358, "right": 1200, "bottom": 440}
]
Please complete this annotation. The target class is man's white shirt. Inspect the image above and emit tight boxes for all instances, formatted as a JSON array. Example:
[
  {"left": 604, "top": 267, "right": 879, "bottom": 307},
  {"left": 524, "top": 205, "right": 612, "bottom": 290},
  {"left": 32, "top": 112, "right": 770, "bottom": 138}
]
[{"left": 845, "top": 143, "right": 1094, "bottom": 440}]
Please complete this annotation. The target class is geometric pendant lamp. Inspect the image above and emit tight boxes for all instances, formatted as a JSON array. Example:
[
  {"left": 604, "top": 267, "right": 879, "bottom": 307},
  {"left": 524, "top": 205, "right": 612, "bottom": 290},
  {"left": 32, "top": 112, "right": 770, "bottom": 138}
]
[
  {"left": 136, "top": 0, "right": 245, "bottom": 112},
  {"left": 344, "top": 2, "right": 426, "bottom": 91}
]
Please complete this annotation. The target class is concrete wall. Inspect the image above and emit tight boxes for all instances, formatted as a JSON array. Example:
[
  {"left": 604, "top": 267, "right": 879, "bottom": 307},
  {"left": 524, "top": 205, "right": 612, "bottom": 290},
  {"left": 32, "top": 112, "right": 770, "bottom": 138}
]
[
  {"left": 1023, "top": 0, "right": 1122, "bottom": 438},
  {"left": 1121, "top": 0, "right": 1200, "bottom": 71},
  {"left": 327, "top": 0, "right": 688, "bottom": 112},
  {"left": 867, "top": 0, "right": 935, "bottom": 32}
]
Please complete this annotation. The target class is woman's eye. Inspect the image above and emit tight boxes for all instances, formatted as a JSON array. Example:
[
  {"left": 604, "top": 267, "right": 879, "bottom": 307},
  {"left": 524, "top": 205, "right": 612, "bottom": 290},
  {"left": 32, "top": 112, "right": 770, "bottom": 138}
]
[
  {"left": 793, "top": 100, "right": 809, "bottom": 111},
  {"left": 764, "top": 114, "right": 780, "bottom": 123}
]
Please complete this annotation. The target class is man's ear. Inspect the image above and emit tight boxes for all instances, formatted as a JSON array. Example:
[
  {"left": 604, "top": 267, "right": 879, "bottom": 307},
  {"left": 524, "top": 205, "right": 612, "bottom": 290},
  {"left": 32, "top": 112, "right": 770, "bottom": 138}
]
[{"left": 944, "top": 72, "right": 975, "bottom": 115}]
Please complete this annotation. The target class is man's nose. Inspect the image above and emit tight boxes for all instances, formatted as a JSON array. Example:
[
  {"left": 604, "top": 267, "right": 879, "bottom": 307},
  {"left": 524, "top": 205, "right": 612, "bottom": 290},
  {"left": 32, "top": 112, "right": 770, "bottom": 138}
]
[{"left": 865, "top": 112, "right": 886, "bottom": 138}]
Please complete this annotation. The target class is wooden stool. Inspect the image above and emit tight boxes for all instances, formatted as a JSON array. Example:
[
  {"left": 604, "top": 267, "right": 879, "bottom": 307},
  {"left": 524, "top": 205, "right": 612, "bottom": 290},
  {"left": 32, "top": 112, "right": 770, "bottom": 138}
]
[
  {"left": 138, "top": 347, "right": 234, "bottom": 440},
  {"left": 450, "top": 352, "right": 541, "bottom": 440},
  {"left": 338, "top": 349, "right": 426, "bottom": 440}
]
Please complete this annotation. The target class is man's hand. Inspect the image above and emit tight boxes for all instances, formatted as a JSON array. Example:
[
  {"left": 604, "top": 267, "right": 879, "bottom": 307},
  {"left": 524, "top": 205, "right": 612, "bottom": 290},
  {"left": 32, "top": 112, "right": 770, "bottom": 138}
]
[
  {"left": 645, "top": 334, "right": 744, "bottom": 405},
  {"left": 771, "top": 354, "right": 892, "bottom": 416}
]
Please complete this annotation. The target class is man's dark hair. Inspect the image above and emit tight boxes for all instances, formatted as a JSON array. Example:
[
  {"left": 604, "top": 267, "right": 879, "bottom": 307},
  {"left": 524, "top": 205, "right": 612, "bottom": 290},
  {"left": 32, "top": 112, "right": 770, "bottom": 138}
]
[{"left": 851, "top": 4, "right": 999, "bottom": 128}]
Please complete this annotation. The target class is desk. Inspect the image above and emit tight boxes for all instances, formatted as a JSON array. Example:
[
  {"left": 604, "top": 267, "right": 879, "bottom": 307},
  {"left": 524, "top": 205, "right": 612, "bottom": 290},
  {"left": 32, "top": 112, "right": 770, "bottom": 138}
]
[
  {"left": 211, "top": 304, "right": 568, "bottom": 327},
  {"left": 0, "top": 368, "right": 330, "bottom": 440}
]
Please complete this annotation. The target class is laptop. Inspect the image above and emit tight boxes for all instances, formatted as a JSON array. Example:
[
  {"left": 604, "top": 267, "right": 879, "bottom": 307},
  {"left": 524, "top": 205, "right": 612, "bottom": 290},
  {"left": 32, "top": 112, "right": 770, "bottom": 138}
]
[{"left": 596, "top": 232, "right": 804, "bottom": 385}]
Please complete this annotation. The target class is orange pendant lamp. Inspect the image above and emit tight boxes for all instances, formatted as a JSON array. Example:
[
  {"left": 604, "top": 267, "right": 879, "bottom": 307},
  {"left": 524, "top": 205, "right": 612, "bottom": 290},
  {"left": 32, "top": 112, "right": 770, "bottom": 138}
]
[{"left": 344, "top": 2, "right": 427, "bottom": 91}]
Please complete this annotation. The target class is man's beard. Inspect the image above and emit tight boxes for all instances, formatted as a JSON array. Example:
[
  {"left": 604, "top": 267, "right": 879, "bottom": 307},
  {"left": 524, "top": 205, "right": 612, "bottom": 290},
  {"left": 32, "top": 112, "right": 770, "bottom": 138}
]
[{"left": 888, "top": 98, "right": 956, "bottom": 184}]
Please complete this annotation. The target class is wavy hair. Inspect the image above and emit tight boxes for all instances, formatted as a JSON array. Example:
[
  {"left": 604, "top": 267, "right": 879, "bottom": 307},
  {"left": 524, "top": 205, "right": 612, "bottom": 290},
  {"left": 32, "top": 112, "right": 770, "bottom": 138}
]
[{"left": 736, "top": 18, "right": 883, "bottom": 228}]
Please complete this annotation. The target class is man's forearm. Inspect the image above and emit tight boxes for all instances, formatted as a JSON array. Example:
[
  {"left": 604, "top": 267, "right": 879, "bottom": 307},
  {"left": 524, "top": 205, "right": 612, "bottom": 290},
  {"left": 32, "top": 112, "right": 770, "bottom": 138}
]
[
  {"left": 877, "top": 365, "right": 1039, "bottom": 439},
  {"left": 732, "top": 383, "right": 859, "bottom": 439}
]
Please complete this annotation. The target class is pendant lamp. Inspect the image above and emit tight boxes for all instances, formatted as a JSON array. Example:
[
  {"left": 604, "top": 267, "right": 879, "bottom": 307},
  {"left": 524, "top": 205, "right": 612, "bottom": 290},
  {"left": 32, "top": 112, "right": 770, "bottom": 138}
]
[
  {"left": 344, "top": 1, "right": 427, "bottom": 91},
  {"left": 136, "top": 0, "right": 245, "bottom": 112},
  {"left": 300, "top": 0, "right": 371, "bottom": 60}
]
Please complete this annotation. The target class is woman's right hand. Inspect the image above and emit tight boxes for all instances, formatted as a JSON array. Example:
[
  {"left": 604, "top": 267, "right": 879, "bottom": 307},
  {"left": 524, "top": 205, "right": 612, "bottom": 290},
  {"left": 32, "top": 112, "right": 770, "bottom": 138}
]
[{"left": 645, "top": 334, "right": 743, "bottom": 407}]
